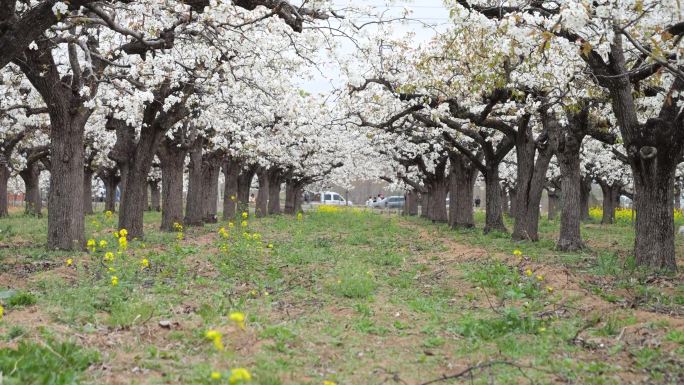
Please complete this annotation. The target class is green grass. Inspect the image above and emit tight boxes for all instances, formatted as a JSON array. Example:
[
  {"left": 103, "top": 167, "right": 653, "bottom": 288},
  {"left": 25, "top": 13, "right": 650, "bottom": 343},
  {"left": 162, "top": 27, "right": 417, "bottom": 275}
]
[{"left": 0, "top": 207, "right": 681, "bottom": 384}]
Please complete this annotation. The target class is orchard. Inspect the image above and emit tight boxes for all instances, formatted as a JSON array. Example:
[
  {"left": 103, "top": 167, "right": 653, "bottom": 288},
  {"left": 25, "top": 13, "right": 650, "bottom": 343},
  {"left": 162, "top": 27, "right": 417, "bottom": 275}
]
[{"left": 0, "top": 1, "right": 682, "bottom": 384}]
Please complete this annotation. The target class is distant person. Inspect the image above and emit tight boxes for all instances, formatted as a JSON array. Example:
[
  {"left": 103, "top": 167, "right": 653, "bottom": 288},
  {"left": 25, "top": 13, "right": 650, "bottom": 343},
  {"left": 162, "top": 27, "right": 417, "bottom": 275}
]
[{"left": 474, "top": 197, "right": 481, "bottom": 208}]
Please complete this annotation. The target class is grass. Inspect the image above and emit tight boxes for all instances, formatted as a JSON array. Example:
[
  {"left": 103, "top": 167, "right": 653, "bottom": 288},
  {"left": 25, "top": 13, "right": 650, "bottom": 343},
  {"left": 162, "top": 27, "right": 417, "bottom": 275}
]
[{"left": 0, "top": 207, "right": 681, "bottom": 384}]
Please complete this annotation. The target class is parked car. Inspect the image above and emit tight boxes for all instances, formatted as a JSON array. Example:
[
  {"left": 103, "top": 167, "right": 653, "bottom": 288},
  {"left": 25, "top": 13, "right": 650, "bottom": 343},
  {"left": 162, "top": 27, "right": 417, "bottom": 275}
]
[
  {"left": 369, "top": 196, "right": 405, "bottom": 209},
  {"left": 312, "top": 191, "right": 353, "bottom": 206}
]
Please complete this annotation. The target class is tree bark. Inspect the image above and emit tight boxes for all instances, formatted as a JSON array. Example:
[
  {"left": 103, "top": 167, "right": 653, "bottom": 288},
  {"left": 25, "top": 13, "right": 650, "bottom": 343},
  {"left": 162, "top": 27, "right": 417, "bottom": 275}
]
[
  {"left": 20, "top": 163, "right": 42, "bottom": 216},
  {"left": 403, "top": 190, "right": 418, "bottom": 216},
  {"left": 158, "top": 140, "right": 186, "bottom": 232},
  {"left": 579, "top": 176, "right": 592, "bottom": 221},
  {"left": 221, "top": 157, "right": 240, "bottom": 220},
  {"left": 483, "top": 165, "right": 507, "bottom": 233},
  {"left": 149, "top": 180, "right": 161, "bottom": 211},
  {"left": 448, "top": 152, "right": 477, "bottom": 228},
  {"left": 201, "top": 151, "right": 222, "bottom": 223},
  {"left": 83, "top": 170, "right": 94, "bottom": 216},
  {"left": 0, "top": 159, "right": 10, "bottom": 217},
  {"left": 598, "top": 180, "right": 621, "bottom": 225},
  {"left": 284, "top": 180, "right": 304, "bottom": 214},
  {"left": 184, "top": 137, "right": 204, "bottom": 226},
  {"left": 556, "top": 149, "right": 584, "bottom": 250},
  {"left": 255, "top": 167, "right": 269, "bottom": 218},
  {"left": 675, "top": 184, "right": 681, "bottom": 211},
  {"left": 420, "top": 192, "right": 430, "bottom": 219},
  {"left": 101, "top": 172, "right": 120, "bottom": 213},
  {"left": 237, "top": 166, "right": 256, "bottom": 214},
  {"left": 427, "top": 179, "right": 448, "bottom": 223},
  {"left": 547, "top": 189, "right": 560, "bottom": 221},
  {"left": 267, "top": 168, "right": 282, "bottom": 215}
]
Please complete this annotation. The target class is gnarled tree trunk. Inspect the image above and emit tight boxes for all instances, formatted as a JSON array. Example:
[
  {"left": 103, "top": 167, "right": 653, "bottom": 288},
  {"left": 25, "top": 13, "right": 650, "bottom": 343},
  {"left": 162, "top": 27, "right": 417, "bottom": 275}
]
[
  {"left": 20, "top": 163, "right": 42, "bottom": 216},
  {"left": 448, "top": 152, "right": 477, "bottom": 228},
  {"left": 579, "top": 176, "right": 592, "bottom": 221},
  {"left": 148, "top": 180, "right": 161, "bottom": 211},
  {"left": 255, "top": 167, "right": 269, "bottom": 218},
  {"left": 222, "top": 157, "right": 240, "bottom": 220},
  {"left": 184, "top": 137, "right": 204, "bottom": 226},
  {"left": 201, "top": 152, "right": 222, "bottom": 223},
  {"left": 158, "top": 140, "right": 186, "bottom": 232},
  {"left": 483, "top": 165, "right": 506, "bottom": 233},
  {"left": 267, "top": 168, "right": 282, "bottom": 215},
  {"left": 547, "top": 188, "right": 560, "bottom": 221},
  {"left": 403, "top": 190, "right": 418, "bottom": 216},
  {"left": 284, "top": 180, "right": 304, "bottom": 214},
  {"left": 0, "top": 159, "right": 11, "bottom": 217},
  {"left": 237, "top": 166, "right": 256, "bottom": 214},
  {"left": 598, "top": 180, "right": 621, "bottom": 225}
]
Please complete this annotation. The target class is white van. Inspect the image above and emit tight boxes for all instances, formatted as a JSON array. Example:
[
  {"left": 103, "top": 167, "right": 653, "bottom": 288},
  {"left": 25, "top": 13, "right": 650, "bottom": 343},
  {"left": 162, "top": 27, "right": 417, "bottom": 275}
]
[{"left": 311, "top": 191, "right": 353, "bottom": 206}]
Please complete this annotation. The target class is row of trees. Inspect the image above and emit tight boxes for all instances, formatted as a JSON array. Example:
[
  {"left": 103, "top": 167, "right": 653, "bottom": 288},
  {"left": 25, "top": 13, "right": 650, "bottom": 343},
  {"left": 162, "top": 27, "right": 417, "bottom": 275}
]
[{"left": 344, "top": 0, "right": 682, "bottom": 271}]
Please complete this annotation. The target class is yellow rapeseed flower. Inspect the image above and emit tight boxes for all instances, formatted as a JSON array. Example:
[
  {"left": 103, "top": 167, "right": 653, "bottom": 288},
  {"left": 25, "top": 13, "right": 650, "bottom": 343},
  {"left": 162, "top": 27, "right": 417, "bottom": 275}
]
[
  {"left": 546, "top": 286, "right": 554, "bottom": 293},
  {"left": 229, "top": 368, "right": 252, "bottom": 384},
  {"left": 104, "top": 252, "right": 115, "bottom": 262},
  {"left": 99, "top": 240, "right": 107, "bottom": 248},
  {"left": 118, "top": 236, "right": 128, "bottom": 250},
  {"left": 513, "top": 249, "right": 522, "bottom": 256},
  {"left": 113, "top": 231, "right": 119, "bottom": 238},
  {"left": 267, "top": 243, "right": 273, "bottom": 249},
  {"left": 228, "top": 222, "right": 235, "bottom": 229},
  {"left": 0, "top": 304, "right": 4, "bottom": 320},
  {"left": 111, "top": 276, "right": 119, "bottom": 286},
  {"left": 538, "top": 327, "right": 546, "bottom": 333},
  {"left": 173, "top": 222, "right": 183, "bottom": 231},
  {"left": 296, "top": 212, "right": 303, "bottom": 221},
  {"left": 218, "top": 227, "right": 228, "bottom": 237},
  {"left": 205, "top": 329, "right": 224, "bottom": 351},
  {"left": 105, "top": 210, "right": 113, "bottom": 219},
  {"left": 253, "top": 233, "right": 261, "bottom": 241},
  {"left": 119, "top": 229, "right": 128, "bottom": 238},
  {"left": 66, "top": 258, "right": 73, "bottom": 266},
  {"left": 241, "top": 212, "right": 248, "bottom": 219},
  {"left": 229, "top": 312, "right": 246, "bottom": 329},
  {"left": 176, "top": 233, "right": 184, "bottom": 240},
  {"left": 536, "top": 274, "right": 544, "bottom": 282},
  {"left": 241, "top": 220, "right": 248, "bottom": 228},
  {"left": 525, "top": 269, "right": 532, "bottom": 277},
  {"left": 211, "top": 371, "right": 222, "bottom": 380},
  {"left": 87, "top": 239, "right": 96, "bottom": 247},
  {"left": 323, "top": 381, "right": 337, "bottom": 385},
  {"left": 140, "top": 258, "right": 150, "bottom": 268}
]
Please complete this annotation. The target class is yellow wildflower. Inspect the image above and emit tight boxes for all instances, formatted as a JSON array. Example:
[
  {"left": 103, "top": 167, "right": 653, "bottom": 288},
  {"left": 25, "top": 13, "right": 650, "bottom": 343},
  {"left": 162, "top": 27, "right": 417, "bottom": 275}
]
[
  {"left": 211, "top": 371, "right": 222, "bottom": 380},
  {"left": 241, "top": 212, "right": 248, "bottom": 219},
  {"left": 253, "top": 233, "right": 261, "bottom": 241},
  {"left": 119, "top": 229, "right": 128, "bottom": 237},
  {"left": 229, "top": 312, "right": 246, "bottom": 330},
  {"left": 99, "top": 240, "right": 107, "bottom": 248},
  {"left": 111, "top": 276, "right": 119, "bottom": 286},
  {"left": 173, "top": 222, "right": 183, "bottom": 231},
  {"left": 105, "top": 210, "right": 113, "bottom": 219},
  {"left": 108, "top": 267, "right": 116, "bottom": 272},
  {"left": 140, "top": 258, "right": 150, "bottom": 268},
  {"left": 118, "top": 236, "right": 128, "bottom": 250},
  {"left": 0, "top": 304, "right": 4, "bottom": 320},
  {"left": 176, "top": 233, "right": 184, "bottom": 240},
  {"left": 104, "top": 252, "right": 115, "bottom": 262},
  {"left": 513, "top": 249, "right": 522, "bottom": 256},
  {"left": 86, "top": 239, "right": 96, "bottom": 252},
  {"left": 66, "top": 258, "right": 73, "bottom": 266},
  {"left": 538, "top": 327, "right": 546, "bottom": 333},
  {"left": 536, "top": 274, "right": 544, "bottom": 282},
  {"left": 267, "top": 243, "right": 273, "bottom": 249},
  {"left": 113, "top": 231, "right": 119, "bottom": 238},
  {"left": 230, "top": 195, "right": 236, "bottom": 201},
  {"left": 546, "top": 286, "right": 554, "bottom": 293},
  {"left": 218, "top": 227, "right": 228, "bottom": 237},
  {"left": 205, "top": 329, "right": 224, "bottom": 351},
  {"left": 323, "top": 381, "right": 337, "bottom": 385},
  {"left": 241, "top": 220, "right": 248, "bottom": 228},
  {"left": 229, "top": 368, "right": 252, "bottom": 384},
  {"left": 525, "top": 269, "right": 532, "bottom": 277},
  {"left": 296, "top": 212, "right": 303, "bottom": 221}
]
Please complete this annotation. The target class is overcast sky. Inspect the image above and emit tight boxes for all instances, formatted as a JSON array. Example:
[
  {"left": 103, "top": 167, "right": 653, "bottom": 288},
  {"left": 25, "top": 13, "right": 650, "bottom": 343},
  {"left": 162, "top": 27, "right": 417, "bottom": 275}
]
[{"left": 300, "top": 0, "right": 451, "bottom": 93}]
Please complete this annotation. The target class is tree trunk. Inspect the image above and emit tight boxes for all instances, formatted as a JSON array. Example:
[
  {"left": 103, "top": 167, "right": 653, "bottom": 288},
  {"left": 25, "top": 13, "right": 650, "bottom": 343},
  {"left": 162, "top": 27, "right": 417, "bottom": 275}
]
[
  {"left": 631, "top": 159, "right": 677, "bottom": 270},
  {"left": 580, "top": 176, "right": 592, "bottom": 221},
  {"left": 47, "top": 115, "right": 86, "bottom": 250},
  {"left": 511, "top": 136, "right": 552, "bottom": 241},
  {"left": 222, "top": 158, "right": 240, "bottom": 220},
  {"left": 427, "top": 179, "right": 448, "bottom": 222},
  {"left": 403, "top": 190, "right": 418, "bottom": 216},
  {"left": 448, "top": 152, "right": 476, "bottom": 228},
  {"left": 547, "top": 189, "right": 560, "bottom": 221},
  {"left": 420, "top": 192, "right": 430, "bottom": 219},
  {"left": 83, "top": 170, "right": 94, "bottom": 216},
  {"left": 184, "top": 137, "right": 204, "bottom": 226},
  {"left": 0, "top": 163, "right": 10, "bottom": 217},
  {"left": 20, "top": 164, "right": 42, "bottom": 216},
  {"left": 284, "top": 180, "right": 304, "bottom": 214},
  {"left": 501, "top": 186, "right": 510, "bottom": 216},
  {"left": 675, "top": 184, "right": 681, "bottom": 211},
  {"left": 255, "top": 167, "right": 269, "bottom": 218},
  {"left": 237, "top": 166, "right": 255, "bottom": 214},
  {"left": 201, "top": 153, "right": 222, "bottom": 223},
  {"left": 158, "top": 142, "right": 186, "bottom": 232},
  {"left": 556, "top": 148, "right": 584, "bottom": 251},
  {"left": 599, "top": 181, "right": 620, "bottom": 225},
  {"left": 267, "top": 169, "right": 282, "bottom": 215},
  {"left": 149, "top": 180, "right": 161, "bottom": 211},
  {"left": 103, "top": 176, "right": 119, "bottom": 213},
  {"left": 483, "top": 166, "right": 507, "bottom": 233}
]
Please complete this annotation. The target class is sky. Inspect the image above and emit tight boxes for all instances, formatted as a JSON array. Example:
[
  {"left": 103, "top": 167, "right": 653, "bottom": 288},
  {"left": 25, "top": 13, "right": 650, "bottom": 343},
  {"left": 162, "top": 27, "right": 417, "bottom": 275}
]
[{"left": 300, "top": 0, "right": 451, "bottom": 93}]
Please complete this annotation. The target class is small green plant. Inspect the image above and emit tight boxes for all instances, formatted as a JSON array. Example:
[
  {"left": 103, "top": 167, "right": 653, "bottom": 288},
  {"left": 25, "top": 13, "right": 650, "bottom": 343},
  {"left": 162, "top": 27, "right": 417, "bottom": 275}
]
[{"left": 6, "top": 291, "right": 37, "bottom": 308}]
